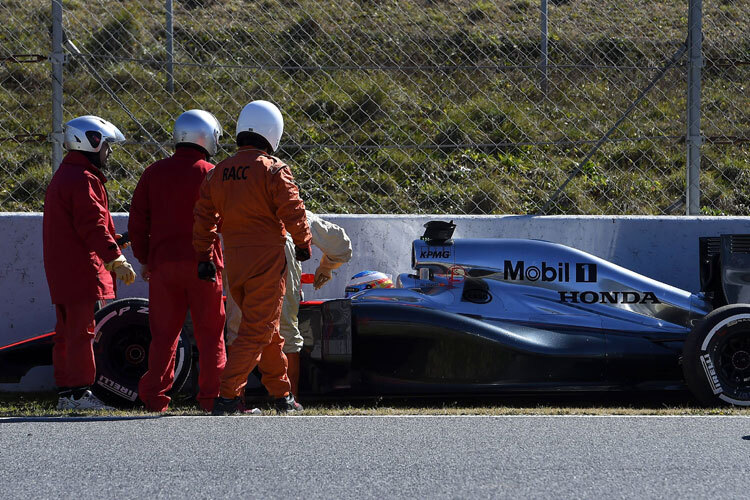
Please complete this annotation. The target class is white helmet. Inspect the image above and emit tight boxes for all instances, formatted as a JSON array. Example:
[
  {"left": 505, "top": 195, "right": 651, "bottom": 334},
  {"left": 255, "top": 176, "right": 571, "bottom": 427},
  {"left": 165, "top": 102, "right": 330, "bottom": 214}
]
[
  {"left": 63, "top": 115, "right": 125, "bottom": 153},
  {"left": 173, "top": 109, "right": 223, "bottom": 157},
  {"left": 236, "top": 100, "right": 284, "bottom": 152}
]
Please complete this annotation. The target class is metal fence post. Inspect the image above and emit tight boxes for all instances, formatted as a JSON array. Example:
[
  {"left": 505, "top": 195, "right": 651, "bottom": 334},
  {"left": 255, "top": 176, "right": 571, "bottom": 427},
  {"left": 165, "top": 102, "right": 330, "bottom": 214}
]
[
  {"left": 166, "top": 0, "right": 174, "bottom": 93},
  {"left": 540, "top": 0, "right": 548, "bottom": 96},
  {"left": 50, "top": 0, "right": 64, "bottom": 172},
  {"left": 686, "top": 0, "right": 703, "bottom": 215}
]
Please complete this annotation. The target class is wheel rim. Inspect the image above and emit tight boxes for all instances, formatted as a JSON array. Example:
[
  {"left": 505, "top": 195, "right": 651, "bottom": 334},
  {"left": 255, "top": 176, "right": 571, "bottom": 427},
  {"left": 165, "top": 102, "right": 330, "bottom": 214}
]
[
  {"left": 715, "top": 329, "right": 750, "bottom": 395},
  {"left": 107, "top": 327, "right": 150, "bottom": 381}
]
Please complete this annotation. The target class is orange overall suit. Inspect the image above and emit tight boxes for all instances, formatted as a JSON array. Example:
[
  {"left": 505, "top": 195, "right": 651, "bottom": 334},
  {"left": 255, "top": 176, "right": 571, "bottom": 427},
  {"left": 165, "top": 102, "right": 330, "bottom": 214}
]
[{"left": 193, "top": 146, "right": 311, "bottom": 400}]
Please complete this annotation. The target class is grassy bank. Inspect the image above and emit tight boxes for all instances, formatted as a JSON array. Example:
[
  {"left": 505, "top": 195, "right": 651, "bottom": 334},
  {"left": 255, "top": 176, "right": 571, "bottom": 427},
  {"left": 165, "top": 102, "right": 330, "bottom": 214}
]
[{"left": 1, "top": 0, "right": 748, "bottom": 214}]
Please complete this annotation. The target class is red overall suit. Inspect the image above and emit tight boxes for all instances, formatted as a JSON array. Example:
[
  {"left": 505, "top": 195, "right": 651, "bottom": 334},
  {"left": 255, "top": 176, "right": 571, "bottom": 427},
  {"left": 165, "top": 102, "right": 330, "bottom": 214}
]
[
  {"left": 193, "top": 147, "right": 311, "bottom": 400},
  {"left": 43, "top": 151, "right": 122, "bottom": 389},
  {"left": 129, "top": 146, "right": 226, "bottom": 412}
]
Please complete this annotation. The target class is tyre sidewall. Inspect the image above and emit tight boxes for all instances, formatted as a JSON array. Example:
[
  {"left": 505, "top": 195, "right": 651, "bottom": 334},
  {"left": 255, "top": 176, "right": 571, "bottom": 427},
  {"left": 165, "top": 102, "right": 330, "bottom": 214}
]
[
  {"left": 91, "top": 298, "right": 192, "bottom": 407},
  {"left": 683, "top": 304, "right": 750, "bottom": 407}
]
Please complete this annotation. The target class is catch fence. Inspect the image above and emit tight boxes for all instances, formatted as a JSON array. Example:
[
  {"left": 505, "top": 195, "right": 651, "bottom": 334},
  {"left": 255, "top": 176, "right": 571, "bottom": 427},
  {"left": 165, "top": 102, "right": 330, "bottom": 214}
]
[{"left": 1, "top": 0, "right": 747, "bottom": 214}]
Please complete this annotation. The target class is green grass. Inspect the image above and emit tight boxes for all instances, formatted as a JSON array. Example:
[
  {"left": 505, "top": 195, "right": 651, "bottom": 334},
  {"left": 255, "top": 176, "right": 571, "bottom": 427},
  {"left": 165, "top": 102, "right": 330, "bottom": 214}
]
[
  {"left": 0, "top": 0, "right": 748, "bottom": 214},
  {"left": 2, "top": 392, "right": 750, "bottom": 417}
]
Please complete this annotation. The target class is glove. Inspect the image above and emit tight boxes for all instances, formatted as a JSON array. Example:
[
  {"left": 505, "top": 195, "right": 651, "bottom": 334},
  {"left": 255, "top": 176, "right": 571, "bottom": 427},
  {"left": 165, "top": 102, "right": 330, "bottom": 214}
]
[
  {"left": 115, "top": 233, "right": 130, "bottom": 250},
  {"left": 105, "top": 255, "right": 136, "bottom": 285},
  {"left": 313, "top": 266, "right": 332, "bottom": 290},
  {"left": 294, "top": 245, "right": 311, "bottom": 262},
  {"left": 198, "top": 260, "right": 217, "bottom": 282},
  {"left": 313, "top": 254, "right": 343, "bottom": 290}
]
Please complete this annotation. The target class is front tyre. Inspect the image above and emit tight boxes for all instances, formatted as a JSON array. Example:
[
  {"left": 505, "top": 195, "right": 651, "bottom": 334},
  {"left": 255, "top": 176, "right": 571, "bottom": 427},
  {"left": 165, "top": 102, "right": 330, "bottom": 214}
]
[
  {"left": 91, "top": 298, "right": 192, "bottom": 408},
  {"left": 683, "top": 304, "right": 750, "bottom": 406}
]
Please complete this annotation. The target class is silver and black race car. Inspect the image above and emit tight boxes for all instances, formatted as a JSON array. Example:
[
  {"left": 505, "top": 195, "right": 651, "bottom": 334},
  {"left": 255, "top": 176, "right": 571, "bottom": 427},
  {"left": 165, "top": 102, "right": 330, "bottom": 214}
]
[
  {"left": 294, "top": 221, "right": 750, "bottom": 407},
  {"left": 2, "top": 221, "right": 749, "bottom": 407}
]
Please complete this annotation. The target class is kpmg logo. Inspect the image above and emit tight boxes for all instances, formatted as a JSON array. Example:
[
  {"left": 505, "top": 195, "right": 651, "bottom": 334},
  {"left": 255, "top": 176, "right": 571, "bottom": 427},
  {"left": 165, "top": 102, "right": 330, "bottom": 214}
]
[
  {"left": 420, "top": 247, "right": 451, "bottom": 259},
  {"left": 503, "top": 261, "right": 597, "bottom": 283}
]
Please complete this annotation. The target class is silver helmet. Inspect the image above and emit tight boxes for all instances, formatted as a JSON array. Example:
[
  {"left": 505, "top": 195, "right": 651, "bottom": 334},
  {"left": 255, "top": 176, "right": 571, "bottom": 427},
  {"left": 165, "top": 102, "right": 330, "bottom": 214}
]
[
  {"left": 63, "top": 115, "right": 125, "bottom": 153},
  {"left": 173, "top": 109, "right": 223, "bottom": 157}
]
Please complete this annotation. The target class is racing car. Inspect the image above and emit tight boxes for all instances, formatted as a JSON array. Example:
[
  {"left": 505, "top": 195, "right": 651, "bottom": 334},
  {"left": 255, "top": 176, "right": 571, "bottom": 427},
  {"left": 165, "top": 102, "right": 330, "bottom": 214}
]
[{"left": 2, "top": 221, "right": 749, "bottom": 407}]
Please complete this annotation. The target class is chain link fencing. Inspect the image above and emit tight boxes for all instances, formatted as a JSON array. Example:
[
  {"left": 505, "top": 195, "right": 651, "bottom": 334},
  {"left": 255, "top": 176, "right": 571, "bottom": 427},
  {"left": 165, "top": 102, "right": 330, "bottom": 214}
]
[
  {"left": 1, "top": 0, "right": 748, "bottom": 214},
  {"left": 699, "top": 1, "right": 750, "bottom": 215},
  {"left": 0, "top": 1, "right": 50, "bottom": 211}
]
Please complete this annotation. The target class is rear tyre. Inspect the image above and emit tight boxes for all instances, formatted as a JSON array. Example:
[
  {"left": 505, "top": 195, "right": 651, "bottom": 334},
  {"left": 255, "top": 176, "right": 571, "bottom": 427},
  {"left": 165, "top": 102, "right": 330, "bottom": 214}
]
[
  {"left": 91, "top": 298, "right": 192, "bottom": 408},
  {"left": 683, "top": 304, "right": 750, "bottom": 406}
]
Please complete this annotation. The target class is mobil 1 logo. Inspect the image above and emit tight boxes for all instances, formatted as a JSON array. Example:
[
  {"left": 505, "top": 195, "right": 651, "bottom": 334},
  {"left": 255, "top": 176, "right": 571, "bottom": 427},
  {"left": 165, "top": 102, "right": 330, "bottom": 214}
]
[{"left": 503, "top": 260, "right": 597, "bottom": 283}]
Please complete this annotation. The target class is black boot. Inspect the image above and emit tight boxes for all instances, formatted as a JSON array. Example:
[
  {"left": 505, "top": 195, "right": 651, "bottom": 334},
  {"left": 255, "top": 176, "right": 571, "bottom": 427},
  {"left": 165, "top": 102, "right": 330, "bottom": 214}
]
[
  {"left": 212, "top": 397, "right": 261, "bottom": 415},
  {"left": 274, "top": 393, "right": 303, "bottom": 413}
]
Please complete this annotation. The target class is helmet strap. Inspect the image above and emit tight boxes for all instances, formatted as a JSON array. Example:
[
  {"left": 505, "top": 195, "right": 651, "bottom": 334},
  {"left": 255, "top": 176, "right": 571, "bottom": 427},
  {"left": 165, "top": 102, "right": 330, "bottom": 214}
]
[{"left": 83, "top": 150, "right": 104, "bottom": 170}]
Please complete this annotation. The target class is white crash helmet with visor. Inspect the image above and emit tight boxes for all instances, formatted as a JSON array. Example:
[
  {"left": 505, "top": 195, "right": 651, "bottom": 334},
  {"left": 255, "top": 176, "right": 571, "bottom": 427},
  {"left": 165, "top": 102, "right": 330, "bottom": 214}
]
[{"left": 63, "top": 115, "right": 125, "bottom": 153}]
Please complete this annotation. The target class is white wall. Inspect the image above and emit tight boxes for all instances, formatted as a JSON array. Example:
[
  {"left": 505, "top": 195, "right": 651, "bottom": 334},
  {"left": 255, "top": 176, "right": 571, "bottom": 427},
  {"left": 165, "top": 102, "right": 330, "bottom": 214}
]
[{"left": 1, "top": 213, "right": 748, "bottom": 390}]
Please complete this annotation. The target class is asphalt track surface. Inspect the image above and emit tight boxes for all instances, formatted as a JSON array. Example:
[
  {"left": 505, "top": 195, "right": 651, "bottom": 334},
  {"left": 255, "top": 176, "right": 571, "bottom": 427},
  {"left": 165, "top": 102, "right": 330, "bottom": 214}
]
[{"left": 0, "top": 415, "right": 748, "bottom": 499}]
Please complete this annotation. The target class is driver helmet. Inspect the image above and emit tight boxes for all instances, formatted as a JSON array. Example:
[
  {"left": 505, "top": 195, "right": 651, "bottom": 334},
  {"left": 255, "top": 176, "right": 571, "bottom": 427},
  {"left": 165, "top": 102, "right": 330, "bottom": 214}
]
[{"left": 345, "top": 271, "right": 394, "bottom": 298}]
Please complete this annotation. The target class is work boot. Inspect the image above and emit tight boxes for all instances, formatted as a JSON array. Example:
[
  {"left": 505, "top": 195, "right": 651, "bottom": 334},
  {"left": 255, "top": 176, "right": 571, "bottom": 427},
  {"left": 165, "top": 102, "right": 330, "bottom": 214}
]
[
  {"left": 274, "top": 393, "right": 303, "bottom": 413},
  {"left": 286, "top": 351, "right": 300, "bottom": 399},
  {"left": 211, "top": 397, "right": 262, "bottom": 416}
]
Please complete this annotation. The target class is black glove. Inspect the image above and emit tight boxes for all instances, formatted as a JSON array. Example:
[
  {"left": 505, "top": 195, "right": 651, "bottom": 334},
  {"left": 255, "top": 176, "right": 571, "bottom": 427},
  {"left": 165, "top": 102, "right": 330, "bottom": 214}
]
[
  {"left": 116, "top": 232, "right": 130, "bottom": 248},
  {"left": 197, "top": 261, "right": 217, "bottom": 282},
  {"left": 294, "top": 245, "right": 311, "bottom": 262}
]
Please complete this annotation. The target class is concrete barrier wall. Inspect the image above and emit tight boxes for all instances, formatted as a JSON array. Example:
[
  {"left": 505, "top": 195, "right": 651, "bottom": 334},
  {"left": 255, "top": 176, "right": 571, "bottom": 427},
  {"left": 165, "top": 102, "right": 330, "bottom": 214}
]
[{"left": 1, "top": 212, "right": 748, "bottom": 390}]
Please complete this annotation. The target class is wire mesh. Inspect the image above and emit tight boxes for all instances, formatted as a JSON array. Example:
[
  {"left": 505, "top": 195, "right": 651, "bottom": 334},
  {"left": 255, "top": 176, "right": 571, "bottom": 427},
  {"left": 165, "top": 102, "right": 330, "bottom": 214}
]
[
  {"left": 0, "top": 0, "right": 747, "bottom": 214},
  {"left": 699, "top": 0, "right": 750, "bottom": 215},
  {"left": 0, "top": 1, "right": 51, "bottom": 211}
]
